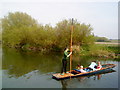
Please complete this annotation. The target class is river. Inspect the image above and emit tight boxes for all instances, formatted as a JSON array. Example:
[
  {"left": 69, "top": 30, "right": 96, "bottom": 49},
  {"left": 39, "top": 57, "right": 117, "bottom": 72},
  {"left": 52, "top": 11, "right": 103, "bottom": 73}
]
[{"left": 2, "top": 47, "right": 119, "bottom": 88}]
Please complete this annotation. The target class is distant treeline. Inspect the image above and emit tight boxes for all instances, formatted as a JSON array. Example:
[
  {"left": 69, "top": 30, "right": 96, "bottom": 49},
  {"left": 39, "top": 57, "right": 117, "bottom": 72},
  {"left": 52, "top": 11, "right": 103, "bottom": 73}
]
[
  {"left": 95, "top": 37, "right": 119, "bottom": 43},
  {"left": 2, "top": 12, "right": 95, "bottom": 51},
  {"left": 95, "top": 36, "right": 110, "bottom": 42}
]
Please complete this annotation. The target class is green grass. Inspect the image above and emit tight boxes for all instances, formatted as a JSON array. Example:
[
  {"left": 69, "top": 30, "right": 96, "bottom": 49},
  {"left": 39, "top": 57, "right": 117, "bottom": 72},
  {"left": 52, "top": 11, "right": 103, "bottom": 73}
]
[{"left": 75, "top": 44, "right": 120, "bottom": 59}]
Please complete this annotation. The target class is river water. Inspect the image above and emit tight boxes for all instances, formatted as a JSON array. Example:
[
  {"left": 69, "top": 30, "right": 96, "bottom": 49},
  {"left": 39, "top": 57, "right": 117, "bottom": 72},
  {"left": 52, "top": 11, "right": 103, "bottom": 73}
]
[{"left": 2, "top": 47, "right": 119, "bottom": 88}]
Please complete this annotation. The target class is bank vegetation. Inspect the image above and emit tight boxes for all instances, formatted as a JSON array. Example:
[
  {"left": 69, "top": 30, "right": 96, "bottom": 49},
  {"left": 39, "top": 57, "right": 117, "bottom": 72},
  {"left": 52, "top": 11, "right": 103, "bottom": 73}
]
[{"left": 1, "top": 12, "right": 119, "bottom": 59}]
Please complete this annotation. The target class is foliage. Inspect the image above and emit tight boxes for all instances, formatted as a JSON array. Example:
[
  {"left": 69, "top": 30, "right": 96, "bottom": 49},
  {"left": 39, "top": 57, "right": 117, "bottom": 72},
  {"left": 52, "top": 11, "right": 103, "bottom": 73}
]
[
  {"left": 55, "top": 19, "right": 95, "bottom": 49},
  {"left": 2, "top": 12, "right": 38, "bottom": 47},
  {"left": 2, "top": 12, "right": 38, "bottom": 31},
  {"left": 88, "top": 44, "right": 112, "bottom": 58},
  {"left": 82, "top": 44, "right": 118, "bottom": 58},
  {"left": 2, "top": 12, "right": 95, "bottom": 52}
]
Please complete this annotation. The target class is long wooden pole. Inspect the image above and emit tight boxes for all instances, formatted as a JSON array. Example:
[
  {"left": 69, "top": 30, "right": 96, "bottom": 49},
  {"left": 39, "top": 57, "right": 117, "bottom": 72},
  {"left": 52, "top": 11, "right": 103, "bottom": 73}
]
[{"left": 70, "top": 18, "right": 73, "bottom": 75}]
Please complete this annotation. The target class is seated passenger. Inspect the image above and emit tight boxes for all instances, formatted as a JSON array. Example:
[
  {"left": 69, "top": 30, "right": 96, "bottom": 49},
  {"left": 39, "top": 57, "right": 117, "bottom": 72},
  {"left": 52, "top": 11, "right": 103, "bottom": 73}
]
[
  {"left": 76, "top": 64, "right": 80, "bottom": 70},
  {"left": 89, "top": 61, "right": 97, "bottom": 71},
  {"left": 85, "top": 61, "right": 97, "bottom": 72},
  {"left": 96, "top": 61, "right": 102, "bottom": 70},
  {"left": 75, "top": 65, "right": 86, "bottom": 73},
  {"left": 79, "top": 66, "right": 86, "bottom": 73},
  {"left": 75, "top": 64, "right": 81, "bottom": 72}
]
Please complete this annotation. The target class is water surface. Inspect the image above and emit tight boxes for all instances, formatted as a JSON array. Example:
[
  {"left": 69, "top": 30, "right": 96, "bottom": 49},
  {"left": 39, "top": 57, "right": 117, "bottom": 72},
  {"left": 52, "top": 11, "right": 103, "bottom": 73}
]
[{"left": 2, "top": 47, "right": 118, "bottom": 88}]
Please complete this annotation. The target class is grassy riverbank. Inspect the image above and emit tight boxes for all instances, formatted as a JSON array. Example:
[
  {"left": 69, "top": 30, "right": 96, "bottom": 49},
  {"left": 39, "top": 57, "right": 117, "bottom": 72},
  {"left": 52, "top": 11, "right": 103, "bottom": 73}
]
[
  {"left": 4, "top": 42, "right": 119, "bottom": 59},
  {"left": 77, "top": 43, "right": 119, "bottom": 59}
]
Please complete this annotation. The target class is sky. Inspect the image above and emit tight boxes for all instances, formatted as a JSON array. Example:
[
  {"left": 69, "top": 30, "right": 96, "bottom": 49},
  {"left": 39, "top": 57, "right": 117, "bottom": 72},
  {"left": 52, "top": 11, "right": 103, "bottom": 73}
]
[{"left": 0, "top": 0, "right": 119, "bottom": 39}]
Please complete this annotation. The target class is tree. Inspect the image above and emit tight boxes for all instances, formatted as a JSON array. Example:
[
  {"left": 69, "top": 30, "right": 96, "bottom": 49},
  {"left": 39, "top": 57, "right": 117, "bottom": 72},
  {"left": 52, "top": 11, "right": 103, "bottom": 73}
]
[
  {"left": 2, "top": 12, "right": 95, "bottom": 52},
  {"left": 2, "top": 12, "right": 38, "bottom": 46},
  {"left": 2, "top": 12, "right": 38, "bottom": 31},
  {"left": 55, "top": 19, "right": 95, "bottom": 49}
]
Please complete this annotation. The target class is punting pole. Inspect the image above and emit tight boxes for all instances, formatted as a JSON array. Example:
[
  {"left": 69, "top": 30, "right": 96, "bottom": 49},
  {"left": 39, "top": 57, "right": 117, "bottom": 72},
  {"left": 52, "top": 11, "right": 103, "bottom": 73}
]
[{"left": 70, "top": 18, "right": 73, "bottom": 78}]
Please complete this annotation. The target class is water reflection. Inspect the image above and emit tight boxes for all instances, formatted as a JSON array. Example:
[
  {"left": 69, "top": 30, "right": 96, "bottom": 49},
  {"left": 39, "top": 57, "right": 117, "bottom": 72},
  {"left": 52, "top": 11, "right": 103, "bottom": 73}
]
[
  {"left": 2, "top": 47, "right": 92, "bottom": 78},
  {"left": 59, "top": 69, "right": 116, "bottom": 88},
  {"left": 2, "top": 47, "right": 117, "bottom": 78},
  {"left": 2, "top": 47, "right": 63, "bottom": 78}
]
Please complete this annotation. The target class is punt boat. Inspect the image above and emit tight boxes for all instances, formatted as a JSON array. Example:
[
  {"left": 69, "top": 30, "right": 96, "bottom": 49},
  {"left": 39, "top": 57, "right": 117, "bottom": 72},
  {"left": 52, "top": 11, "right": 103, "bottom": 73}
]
[{"left": 52, "top": 64, "right": 116, "bottom": 80}]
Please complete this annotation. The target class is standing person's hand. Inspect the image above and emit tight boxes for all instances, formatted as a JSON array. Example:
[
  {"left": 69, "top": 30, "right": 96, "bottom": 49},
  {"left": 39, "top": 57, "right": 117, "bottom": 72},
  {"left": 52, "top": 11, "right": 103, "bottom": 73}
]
[{"left": 67, "top": 52, "right": 72, "bottom": 57}]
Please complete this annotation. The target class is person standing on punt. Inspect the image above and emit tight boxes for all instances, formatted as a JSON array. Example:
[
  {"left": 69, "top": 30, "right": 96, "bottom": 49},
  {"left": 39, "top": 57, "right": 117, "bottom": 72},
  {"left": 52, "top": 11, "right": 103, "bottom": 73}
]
[{"left": 61, "top": 47, "right": 72, "bottom": 75}]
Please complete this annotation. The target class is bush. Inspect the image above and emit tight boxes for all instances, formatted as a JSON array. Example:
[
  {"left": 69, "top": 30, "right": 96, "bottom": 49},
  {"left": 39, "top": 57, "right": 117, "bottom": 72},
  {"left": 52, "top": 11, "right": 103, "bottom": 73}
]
[
  {"left": 2, "top": 12, "right": 95, "bottom": 52},
  {"left": 88, "top": 44, "right": 116, "bottom": 58}
]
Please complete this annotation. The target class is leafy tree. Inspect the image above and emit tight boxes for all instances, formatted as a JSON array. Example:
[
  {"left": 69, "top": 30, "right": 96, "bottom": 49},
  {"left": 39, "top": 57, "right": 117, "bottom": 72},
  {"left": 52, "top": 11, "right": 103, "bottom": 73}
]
[
  {"left": 2, "top": 12, "right": 38, "bottom": 46},
  {"left": 2, "top": 12, "right": 37, "bottom": 31},
  {"left": 55, "top": 19, "right": 95, "bottom": 50},
  {"left": 2, "top": 12, "right": 95, "bottom": 52}
]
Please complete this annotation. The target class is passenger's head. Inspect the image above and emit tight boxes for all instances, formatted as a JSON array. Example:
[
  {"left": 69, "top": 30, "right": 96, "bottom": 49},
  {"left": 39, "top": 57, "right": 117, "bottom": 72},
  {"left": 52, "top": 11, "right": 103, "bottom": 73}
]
[
  {"left": 98, "top": 61, "right": 101, "bottom": 65},
  {"left": 92, "top": 61, "right": 96, "bottom": 63},
  {"left": 77, "top": 64, "right": 80, "bottom": 67},
  {"left": 80, "top": 65, "right": 83, "bottom": 69}
]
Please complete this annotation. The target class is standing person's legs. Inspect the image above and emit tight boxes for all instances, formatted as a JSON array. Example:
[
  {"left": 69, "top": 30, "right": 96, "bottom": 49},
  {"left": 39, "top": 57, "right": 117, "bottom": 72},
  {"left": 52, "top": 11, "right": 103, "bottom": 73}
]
[
  {"left": 61, "top": 59, "right": 67, "bottom": 74},
  {"left": 61, "top": 66, "right": 63, "bottom": 73},
  {"left": 61, "top": 59, "right": 64, "bottom": 73},
  {"left": 63, "top": 60, "right": 67, "bottom": 73},
  {"left": 61, "top": 59, "right": 67, "bottom": 73}
]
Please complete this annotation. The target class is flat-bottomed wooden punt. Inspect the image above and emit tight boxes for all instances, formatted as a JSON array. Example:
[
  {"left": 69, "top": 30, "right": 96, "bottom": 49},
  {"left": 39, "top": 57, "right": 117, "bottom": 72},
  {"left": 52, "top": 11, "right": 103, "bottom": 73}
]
[{"left": 52, "top": 64, "right": 116, "bottom": 80}]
